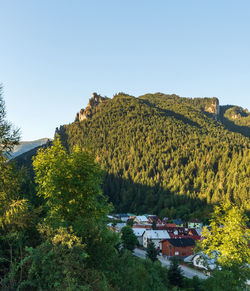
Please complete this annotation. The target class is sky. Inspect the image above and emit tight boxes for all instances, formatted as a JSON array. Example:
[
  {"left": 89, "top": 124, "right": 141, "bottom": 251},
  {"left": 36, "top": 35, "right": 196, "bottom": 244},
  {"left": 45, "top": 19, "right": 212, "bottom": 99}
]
[{"left": 0, "top": 0, "right": 249, "bottom": 141}]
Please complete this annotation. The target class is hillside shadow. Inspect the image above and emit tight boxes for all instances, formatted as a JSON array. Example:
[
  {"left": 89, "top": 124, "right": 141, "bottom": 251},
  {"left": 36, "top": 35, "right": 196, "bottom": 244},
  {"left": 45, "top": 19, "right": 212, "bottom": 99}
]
[
  {"left": 219, "top": 106, "right": 250, "bottom": 137},
  {"left": 103, "top": 172, "right": 211, "bottom": 223},
  {"left": 140, "top": 99, "right": 201, "bottom": 128}
]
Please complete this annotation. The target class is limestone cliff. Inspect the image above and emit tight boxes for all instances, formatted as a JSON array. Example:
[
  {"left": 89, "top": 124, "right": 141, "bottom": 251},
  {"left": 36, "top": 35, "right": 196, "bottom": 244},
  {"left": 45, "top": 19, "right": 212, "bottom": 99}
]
[
  {"left": 75, "top": 93, "right": 109, "bottom": 122},
  {"left": 204, "top": 98, "right": 220, "bottom": 119}
]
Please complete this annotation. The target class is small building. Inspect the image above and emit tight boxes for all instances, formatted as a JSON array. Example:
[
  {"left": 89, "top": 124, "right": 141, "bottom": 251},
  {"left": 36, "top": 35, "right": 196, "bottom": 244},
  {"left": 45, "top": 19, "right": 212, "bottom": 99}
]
[
  {"left": 143, "top": 230, "right": 170, "bottom": 249},
  {"left": 117, "top": 214, "right": 130, "bottom": 222},
  {"left": 161, "top": 238, "right": 195, "bottom": 257},
  {"left": 115, "top": 223, "right": 127, "bottom": 232},
  {"left": 134, "top": 216, "right": 149, "bottom": 224},
  {"left": 107, "top": 222, "right": 126, "bottom": 232},
  {"left": 147, "top": 215, "right": 162, "bottom": 224},
  {"left": 173, "top": 219, "right": 183, "bottom": 227},
  {"left": 132, "top": 228, "right": 146, "bottom": 246},
  {"left": 188, "top": 219, "right": 203, "bottom": 229},
  {"left": 192, "top": 252, "right": 216, "bottom": 270}
]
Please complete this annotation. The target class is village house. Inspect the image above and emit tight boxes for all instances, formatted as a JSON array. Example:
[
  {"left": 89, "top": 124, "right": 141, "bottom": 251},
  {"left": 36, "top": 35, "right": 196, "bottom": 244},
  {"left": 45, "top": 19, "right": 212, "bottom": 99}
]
[
  {"left": 161, "top": 238, "right": 195, "bottom": 257},
  {"left": 132, "top": 228, "right": 146, "bottom": 246},
  {"left": 191, "top": 252, "right": 217, "bottom": 270},
  {"left": 115, "top": 223, "right": 127, "bottom": 232},
  {"left": 173, "top": 219, "right": 183, "bottom": 227},
  {"left": 188, "top": 219, "right": 203, "bottom": 229},
  {"left": 143, "top": 230, "right": 170, "bottom": 249},
  {"left": 115, "top": 214, "right": 130, "bottom": 222},
  {"left": 134, "top": 216, "right": 149, "bottom": 224},
  {"left": 165, "top": 227, "right": 201, "bottom": 240},
  {"left": 147, "top": 215, "right": 162, "bottom": 224},
  {"left": 107, "top": 222, "right": 127, "bottom": 232}
]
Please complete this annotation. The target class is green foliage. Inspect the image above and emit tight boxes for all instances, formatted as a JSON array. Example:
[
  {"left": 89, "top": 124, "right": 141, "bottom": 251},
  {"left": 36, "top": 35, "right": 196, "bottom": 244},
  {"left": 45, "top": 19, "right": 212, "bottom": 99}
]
[
  {"left": 18, "top": 226, "right": 92, "bottom": 291},
  {"left": 126, "top": 218, "right": 134, "bottom": 227},
  {"left": 0, "top": 85, "right": 20, "bottom": 157},
  {"left": 33, "top": 137, "right": 110, "bottom": 231},
  {"left": 201, "top": 203, "right": 250, "bottom": 290},
  {"left": 121, "top": 226, "right": 137, "bottom": 251},
  {"left": 146, "top": 239, "right": 158, "bottom": 262},
  {"left": 204, "top": 264, "right": 249, "bottom": 291},
  {"left": 2, "top": 91, "right": 250, "bottom": 289},
  {"left": 201, "top": 203, "right": 250, "bottom": 267},
  {"left": 107, "top": 250, "right": 170, "bottom": 291},
  {"left": 56, "top": 93, "right": 249, "bottom": 220},
  {"left": 168, "top": 257, "right": 184, "bottom": 288}
]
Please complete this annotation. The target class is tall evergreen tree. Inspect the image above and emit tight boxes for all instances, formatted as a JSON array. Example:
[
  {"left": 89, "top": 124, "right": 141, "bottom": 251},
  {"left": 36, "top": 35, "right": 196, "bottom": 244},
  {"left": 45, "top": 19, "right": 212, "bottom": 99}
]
[
  {"left": 146, "top": 240, "right": 158, "bottom": 262},
  {"left": 168, "top": 257, "right": 184, "bottom": 288}
]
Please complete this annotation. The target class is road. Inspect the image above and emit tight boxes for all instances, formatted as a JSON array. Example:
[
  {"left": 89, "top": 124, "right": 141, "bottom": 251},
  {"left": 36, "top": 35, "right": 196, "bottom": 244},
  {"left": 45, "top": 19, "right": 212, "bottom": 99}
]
[{"left": 133, "top": 248, "right": 208, "bottom": 280}]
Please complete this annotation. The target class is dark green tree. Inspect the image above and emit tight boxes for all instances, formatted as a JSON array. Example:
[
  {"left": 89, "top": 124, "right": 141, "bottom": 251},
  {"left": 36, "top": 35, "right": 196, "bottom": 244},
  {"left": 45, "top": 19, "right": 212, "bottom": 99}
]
[
  {"left": 121, "top": 226, "right": 137, "bottom": 251},
  {"left": 168, "top": 257, "right": 184, "bottom": 288},
  {"left": 146, "top": 240, "right": 158, "bottom": 262},
  {"left": 126, "top": 218, "right": 134, "bottom": 227}
]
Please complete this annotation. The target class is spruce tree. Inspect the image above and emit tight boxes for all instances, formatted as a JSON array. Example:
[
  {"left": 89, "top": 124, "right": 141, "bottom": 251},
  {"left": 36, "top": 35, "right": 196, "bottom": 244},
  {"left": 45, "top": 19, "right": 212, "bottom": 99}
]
[
  {"left": 146, "top": 240, "right": 158, "bottom": 262},
  {"left": 168, "top": 257, "right": 184, "bottom": 288}
]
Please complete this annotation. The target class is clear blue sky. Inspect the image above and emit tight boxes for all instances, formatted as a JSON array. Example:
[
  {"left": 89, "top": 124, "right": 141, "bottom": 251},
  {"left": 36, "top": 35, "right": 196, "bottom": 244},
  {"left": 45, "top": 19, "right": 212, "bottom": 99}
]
[{"left": 0, "top": 0, "right": 249, "bottom": 140}]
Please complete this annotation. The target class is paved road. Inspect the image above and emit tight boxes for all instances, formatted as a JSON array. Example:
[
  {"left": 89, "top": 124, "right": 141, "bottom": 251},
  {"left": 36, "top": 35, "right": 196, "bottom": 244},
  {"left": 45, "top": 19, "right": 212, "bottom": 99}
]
[{"left": 133, "top": 248, "right": 208, "bottom": 280}]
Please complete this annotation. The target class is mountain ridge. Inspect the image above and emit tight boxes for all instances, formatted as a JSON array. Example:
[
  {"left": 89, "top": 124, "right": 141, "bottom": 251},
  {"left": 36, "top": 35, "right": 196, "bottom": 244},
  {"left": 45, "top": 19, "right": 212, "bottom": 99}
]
[
  {"left": 54, "top": 92, "right": 249, "bottom": 220},
  {"left": 10, "top": 137, "right": 52, "bottom": 158}
]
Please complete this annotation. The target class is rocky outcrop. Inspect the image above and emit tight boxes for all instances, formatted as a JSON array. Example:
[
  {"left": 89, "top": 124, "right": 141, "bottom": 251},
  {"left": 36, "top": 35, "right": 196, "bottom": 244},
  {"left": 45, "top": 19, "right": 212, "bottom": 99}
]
[
  {"left": 75, "top": 93, "right": 109, "bottom": 122},
  {"left": 204, "top": 98, "right": 220, "bottom": 119}
]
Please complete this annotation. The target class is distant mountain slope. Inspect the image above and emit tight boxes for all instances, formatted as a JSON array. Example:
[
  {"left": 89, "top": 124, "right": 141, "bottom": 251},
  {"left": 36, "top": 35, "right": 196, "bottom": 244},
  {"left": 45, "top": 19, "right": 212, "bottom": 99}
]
[
  {"left": 55, "top": 92, "right": 249, "bottom": 220},
  {"left": 11, "top": 138, "right": 51, "bottom": 158},
  {"left": 14, "top": 140, "right": 53, "bottom": 176}
]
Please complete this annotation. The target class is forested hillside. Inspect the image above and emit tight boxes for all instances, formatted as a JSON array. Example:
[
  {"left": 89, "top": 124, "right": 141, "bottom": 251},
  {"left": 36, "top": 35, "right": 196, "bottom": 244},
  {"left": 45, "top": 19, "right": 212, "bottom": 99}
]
[{"left": 56, "top": 93, "right": 250, "bottom": 221}]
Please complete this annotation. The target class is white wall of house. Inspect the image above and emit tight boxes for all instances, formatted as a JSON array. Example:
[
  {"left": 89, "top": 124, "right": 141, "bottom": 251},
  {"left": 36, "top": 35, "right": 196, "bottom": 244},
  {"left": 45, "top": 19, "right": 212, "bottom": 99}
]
[
  {"left": 143, "top": 230, "right": 170, "bottom": 249},
  {"left": 137, "top": 236, "right": 143, "bottom": 246},
  {"left": 143, "top": 234, "right": 162, "bottom": 249},
  {"left": 133, "top": 228, "right": 146, "bottom": 246}
]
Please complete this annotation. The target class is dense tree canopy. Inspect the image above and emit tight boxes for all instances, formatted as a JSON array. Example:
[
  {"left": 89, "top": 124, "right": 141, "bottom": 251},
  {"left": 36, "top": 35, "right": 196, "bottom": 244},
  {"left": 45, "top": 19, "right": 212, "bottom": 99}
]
[
  {"left": 121, "top": 225, "right": 137, "bottom": 251},
  {"left": 57, "top": 92, "right": 250, "bottom": 220},
  {"left": 201, "top": 203, "right": 250, "bottom": 290},
  {"left": 201, "top": 203, "right": 250, "bottom": 267},
  {"left": 33, "top": 137, "right": 110, "bottom": 231}
]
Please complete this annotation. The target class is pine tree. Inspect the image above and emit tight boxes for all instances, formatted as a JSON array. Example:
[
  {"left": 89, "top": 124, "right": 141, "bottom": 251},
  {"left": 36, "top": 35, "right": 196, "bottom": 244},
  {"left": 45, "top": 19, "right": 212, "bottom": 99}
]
[
  {"left": 168, "top": 257, "right": 184, "bottom": 288},
  {"left": 146, "top": 240, "right": 158, "bottom": 262}
]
